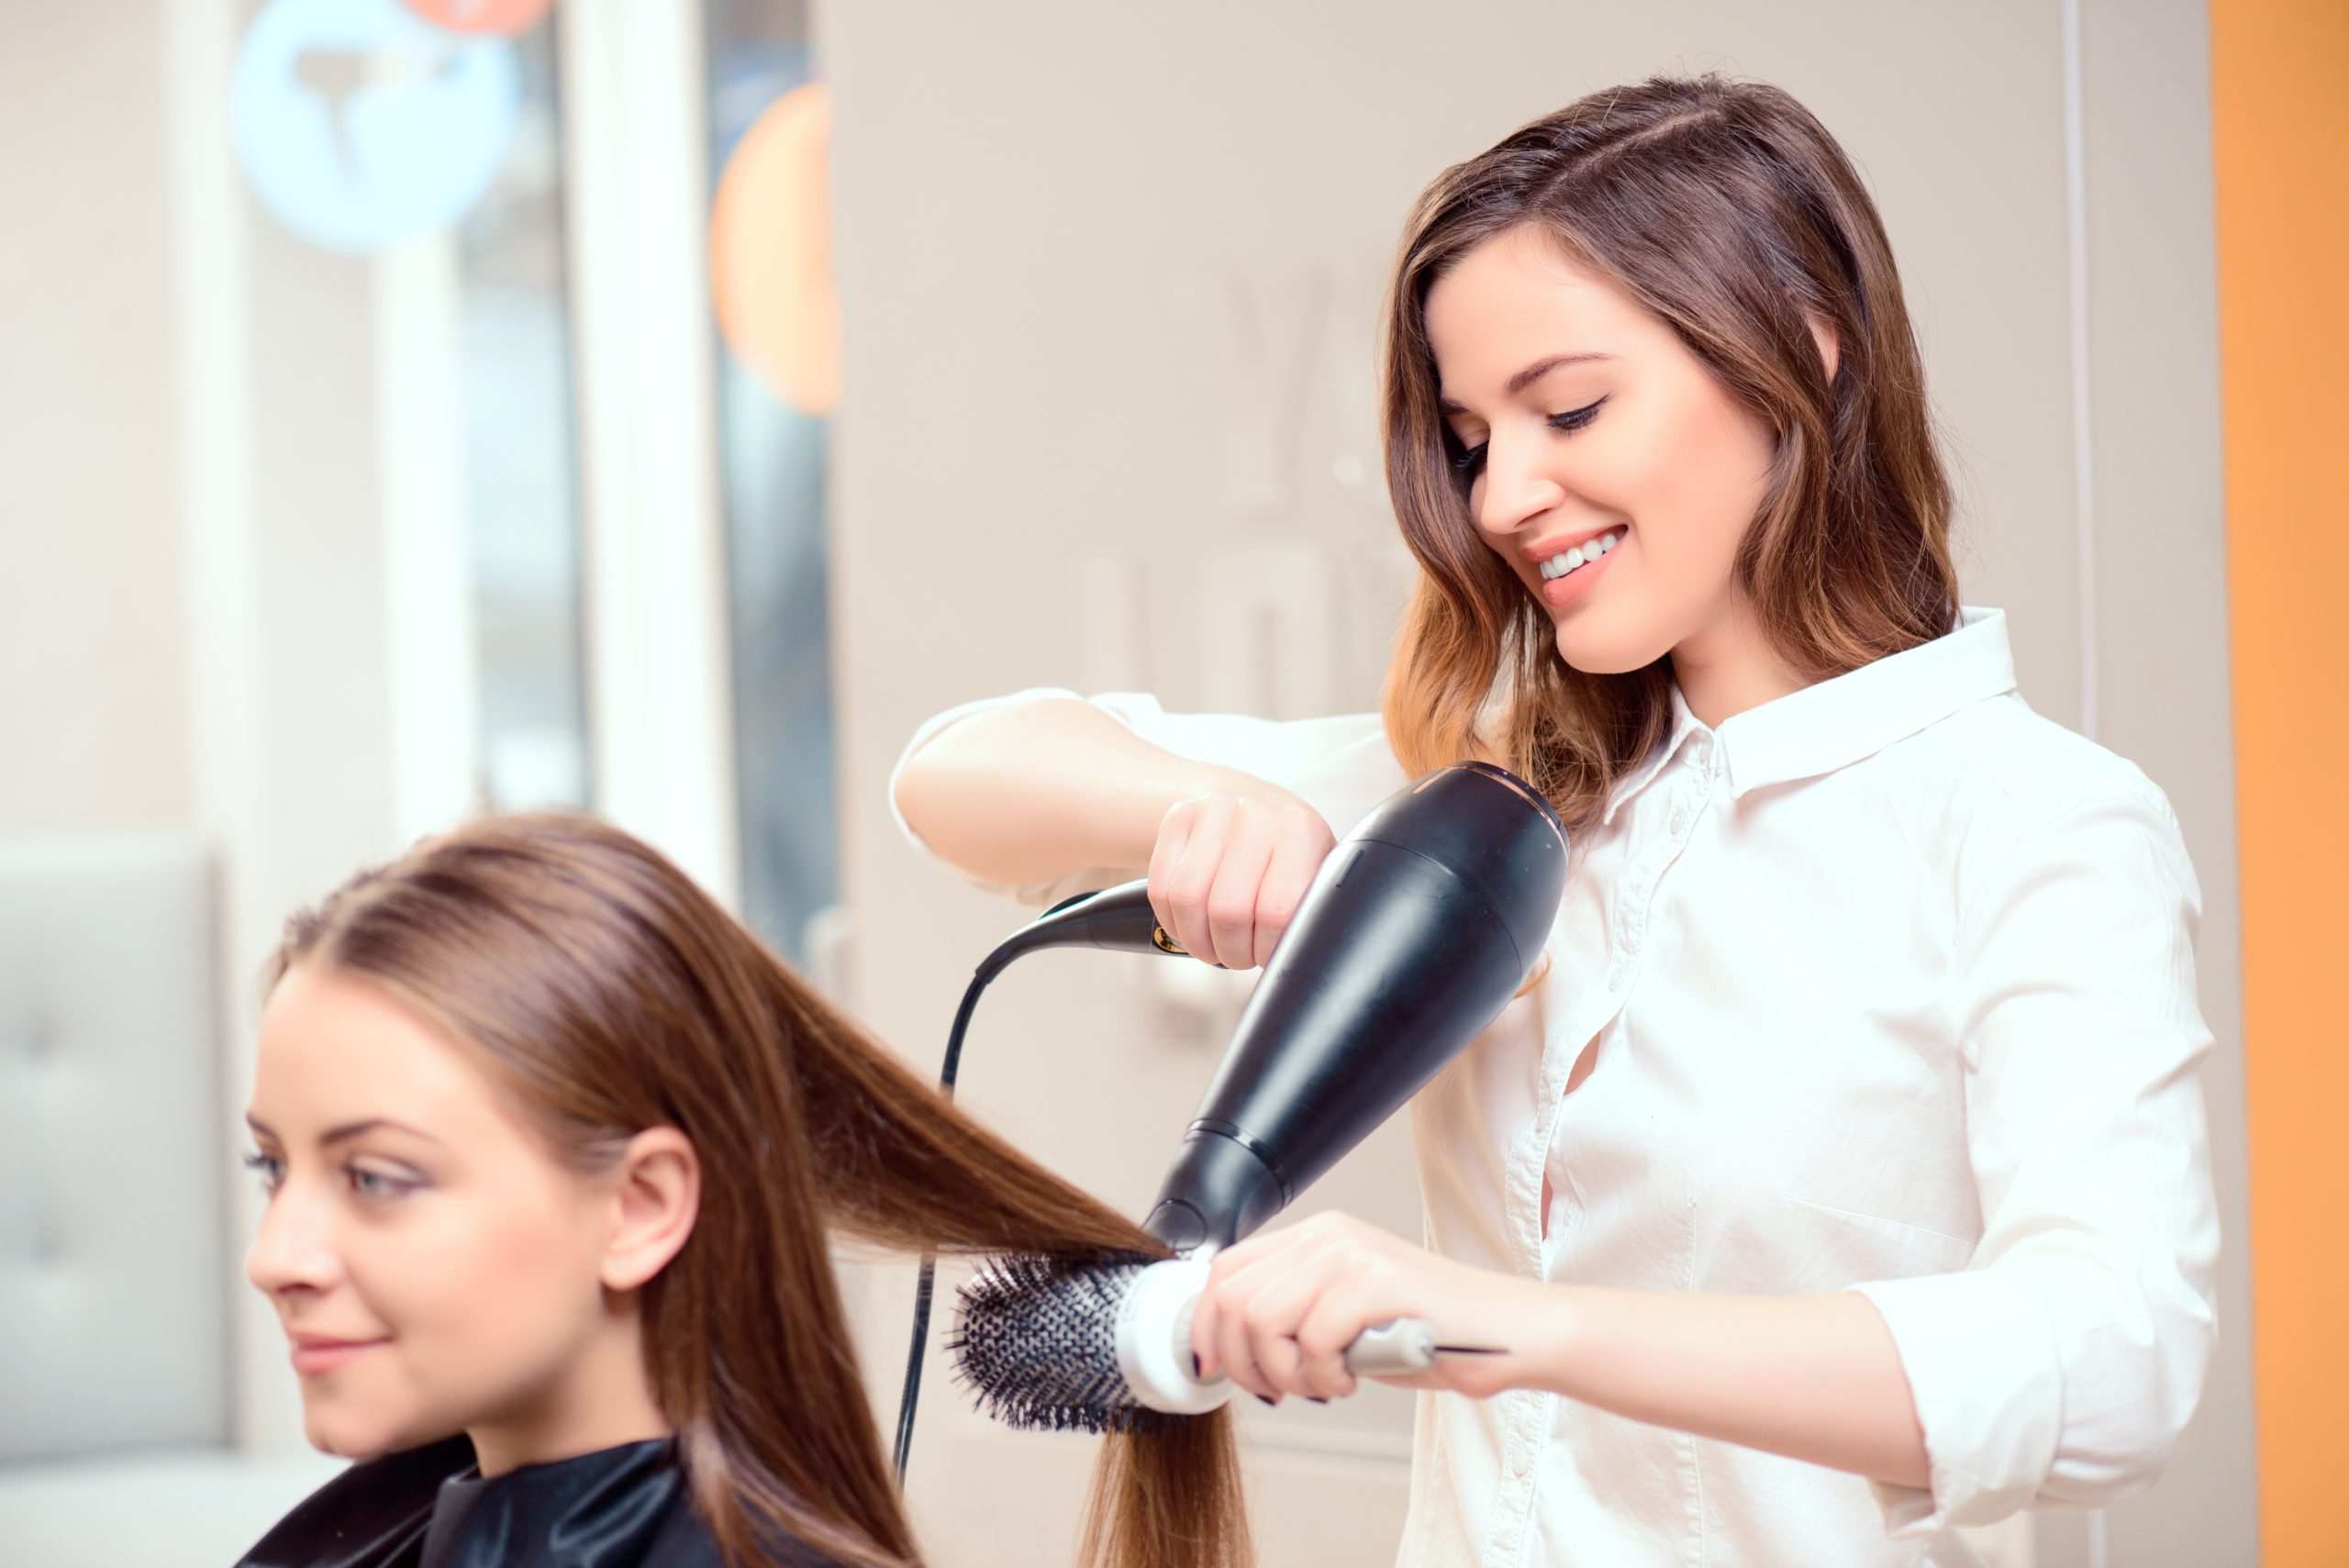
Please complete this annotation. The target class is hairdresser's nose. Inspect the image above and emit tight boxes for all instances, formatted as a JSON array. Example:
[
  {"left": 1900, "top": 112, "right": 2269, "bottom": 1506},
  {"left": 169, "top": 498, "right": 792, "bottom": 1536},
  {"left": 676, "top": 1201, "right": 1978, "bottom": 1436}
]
[
  {"left": 246, "top": 1173, "right": 344, "bottom": 1299},
  {"left": 1474, "top": 436, "right": 1566, "bottom": 540}
]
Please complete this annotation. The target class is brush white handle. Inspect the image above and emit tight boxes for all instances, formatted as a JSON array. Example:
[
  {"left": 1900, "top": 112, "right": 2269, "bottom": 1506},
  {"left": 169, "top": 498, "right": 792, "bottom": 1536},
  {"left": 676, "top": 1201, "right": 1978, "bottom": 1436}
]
[
  {"left": 1123, "top": 1258, "right": 1235, "bottom": 1414},
  {"left": 1125, "top": 1261, "right": 1458, "bottom": 1411},
  {"left": 1342, "top": 1317, "right": 1440, "bottom": 1375}
]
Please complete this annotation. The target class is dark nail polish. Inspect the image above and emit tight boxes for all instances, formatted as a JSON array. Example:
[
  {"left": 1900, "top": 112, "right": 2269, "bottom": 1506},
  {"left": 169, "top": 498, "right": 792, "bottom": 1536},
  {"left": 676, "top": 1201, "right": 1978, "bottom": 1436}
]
[
  {"left": 1254, "top": 1393, "right": 1277, "bottom": 1407},
  {"left": 1306, "top": 1396, "right": 1329, "bottom": 1405}
]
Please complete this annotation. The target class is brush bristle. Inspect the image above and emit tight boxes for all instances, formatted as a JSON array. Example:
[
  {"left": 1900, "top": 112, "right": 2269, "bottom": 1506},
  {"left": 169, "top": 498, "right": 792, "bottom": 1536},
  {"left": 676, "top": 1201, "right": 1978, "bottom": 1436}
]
[{"left": 948, "top": 1251, "right": 1185, "bottom": 1436}]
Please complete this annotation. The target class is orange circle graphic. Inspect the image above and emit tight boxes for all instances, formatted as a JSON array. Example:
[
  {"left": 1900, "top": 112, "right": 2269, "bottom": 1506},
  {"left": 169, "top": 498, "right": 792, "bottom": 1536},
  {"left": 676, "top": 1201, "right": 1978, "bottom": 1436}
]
[
  {"left": 399, "top": 0, "right": 555, "bottom": 36},
  {"left": 710, "top": 83, "right": 839, "bottom": 417}
]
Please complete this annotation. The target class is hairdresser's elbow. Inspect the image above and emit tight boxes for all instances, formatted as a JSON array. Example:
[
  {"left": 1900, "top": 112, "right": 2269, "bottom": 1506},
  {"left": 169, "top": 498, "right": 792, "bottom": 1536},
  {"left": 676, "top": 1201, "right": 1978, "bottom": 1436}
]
[
  {"left": 889, "top": 734, "right": 1058, "bottom": 890},
  {"left": 2035, "top": 1425, "right": 2181, "bottom": 1513},
  {"left": 891, "top": 751, "right": 940, "bottom": 845}
]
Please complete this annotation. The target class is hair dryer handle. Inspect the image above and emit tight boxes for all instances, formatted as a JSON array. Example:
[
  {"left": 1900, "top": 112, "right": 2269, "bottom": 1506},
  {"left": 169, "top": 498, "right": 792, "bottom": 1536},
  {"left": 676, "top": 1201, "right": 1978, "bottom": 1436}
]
[{"left": 978, "top": 880, "right": 1187, "bottom": 979}]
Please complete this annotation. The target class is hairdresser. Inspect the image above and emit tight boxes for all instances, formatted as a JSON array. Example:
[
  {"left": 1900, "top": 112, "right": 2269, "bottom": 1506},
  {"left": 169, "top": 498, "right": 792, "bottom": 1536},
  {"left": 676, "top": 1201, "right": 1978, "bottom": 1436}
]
[{"left": 890, "top": 76, "right": 2219, "bottom": 1565}]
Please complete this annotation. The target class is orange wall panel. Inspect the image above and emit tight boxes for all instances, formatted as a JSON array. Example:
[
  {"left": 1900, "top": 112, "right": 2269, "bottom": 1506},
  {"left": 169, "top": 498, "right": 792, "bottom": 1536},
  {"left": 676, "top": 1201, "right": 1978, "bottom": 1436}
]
[{"left": 2210, "top": 2, "right": 2349, "bottom": 1562}]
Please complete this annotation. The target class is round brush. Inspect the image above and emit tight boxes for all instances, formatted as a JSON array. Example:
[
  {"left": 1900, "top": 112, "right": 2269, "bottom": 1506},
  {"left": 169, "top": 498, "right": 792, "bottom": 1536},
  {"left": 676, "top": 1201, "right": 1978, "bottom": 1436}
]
[{"left": 949, "top": 1251, "right": 1501, "bottom": 1434}]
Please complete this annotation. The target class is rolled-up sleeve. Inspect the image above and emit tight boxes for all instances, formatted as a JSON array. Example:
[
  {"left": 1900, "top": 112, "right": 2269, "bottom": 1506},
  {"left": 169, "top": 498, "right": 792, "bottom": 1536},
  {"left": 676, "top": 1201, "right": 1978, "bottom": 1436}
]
[
  {"left": 1849, "top": 784, "right": 2221, "bottom": 1534},
  {"left": 885, "top": 687, "right": 1405, "bottom": 906}
]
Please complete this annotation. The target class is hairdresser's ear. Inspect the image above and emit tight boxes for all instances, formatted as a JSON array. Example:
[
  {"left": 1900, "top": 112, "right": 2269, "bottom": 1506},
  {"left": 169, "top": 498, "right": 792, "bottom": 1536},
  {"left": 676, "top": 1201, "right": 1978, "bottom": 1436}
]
[
  {"left": 1806, "top": 313, "right": 1841, "bottom": 386},
  {"left": 601, "top": 1126, "right": 700, "bottom": 1293}
]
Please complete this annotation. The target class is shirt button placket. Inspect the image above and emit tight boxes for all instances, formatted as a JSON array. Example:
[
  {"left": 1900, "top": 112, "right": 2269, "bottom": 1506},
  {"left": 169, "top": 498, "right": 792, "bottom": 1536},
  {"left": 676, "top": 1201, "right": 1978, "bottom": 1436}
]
[
  {"left": 1671, "top": 766, "right": 1708, "bottom": 838},
  {"left": 1484, "top": 1396, "right": 1542, "bottom": 1567}
]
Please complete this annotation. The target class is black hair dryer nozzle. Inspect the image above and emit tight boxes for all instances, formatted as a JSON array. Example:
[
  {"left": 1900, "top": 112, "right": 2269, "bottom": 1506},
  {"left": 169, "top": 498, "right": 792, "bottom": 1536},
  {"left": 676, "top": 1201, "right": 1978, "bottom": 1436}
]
[{"left": 1141, "top": 761, "right": 1568, "bottom": 1253}]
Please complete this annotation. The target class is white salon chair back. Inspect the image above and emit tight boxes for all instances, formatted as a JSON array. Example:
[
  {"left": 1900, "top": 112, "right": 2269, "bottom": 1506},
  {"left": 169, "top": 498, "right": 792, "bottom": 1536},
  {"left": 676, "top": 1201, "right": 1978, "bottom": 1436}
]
[
  {"left": 0, "top": 833, "right": 340, "bottom": 1563},
  {"left": 0, "top": 832, "right": 228, "bottom": 1460}
]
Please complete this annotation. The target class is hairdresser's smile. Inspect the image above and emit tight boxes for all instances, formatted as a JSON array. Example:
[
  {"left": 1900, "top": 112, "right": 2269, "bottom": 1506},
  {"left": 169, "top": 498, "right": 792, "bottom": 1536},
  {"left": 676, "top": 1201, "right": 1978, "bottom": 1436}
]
[{"left": 1525, "top": 525, "right": 1624, "bottom": 608}]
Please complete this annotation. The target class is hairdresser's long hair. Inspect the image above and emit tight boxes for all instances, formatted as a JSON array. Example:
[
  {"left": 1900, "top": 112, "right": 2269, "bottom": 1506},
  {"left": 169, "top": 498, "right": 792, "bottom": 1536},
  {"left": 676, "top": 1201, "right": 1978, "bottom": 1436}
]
[
  {"left": 1382, "top": 74, "right": 1959, "bottom": 830},
  {"left": 269, "top": 812, "right": 1249, "bottom": 1568}
]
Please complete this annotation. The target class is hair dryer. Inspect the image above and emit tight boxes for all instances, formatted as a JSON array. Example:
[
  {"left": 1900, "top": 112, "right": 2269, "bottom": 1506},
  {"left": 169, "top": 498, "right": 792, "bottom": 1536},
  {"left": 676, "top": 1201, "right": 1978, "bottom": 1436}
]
[{"left": 982, "top": 759, "right": 1566, "bottom": 1245}]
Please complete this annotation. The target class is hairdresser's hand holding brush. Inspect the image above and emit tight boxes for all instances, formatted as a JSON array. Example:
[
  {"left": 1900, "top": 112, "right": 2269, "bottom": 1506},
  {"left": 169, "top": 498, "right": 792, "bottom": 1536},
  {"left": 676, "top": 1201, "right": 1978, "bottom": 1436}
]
[{"left": 1188, "top": 1211, "right": 1547, "bottom": 1405}]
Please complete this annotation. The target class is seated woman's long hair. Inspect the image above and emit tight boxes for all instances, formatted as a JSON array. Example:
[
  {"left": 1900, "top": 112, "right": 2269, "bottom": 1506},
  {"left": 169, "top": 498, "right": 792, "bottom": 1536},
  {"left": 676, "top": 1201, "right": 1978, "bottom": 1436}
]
[{"left": 269, "top": 811, "right": 1249, "bottom": 1568}]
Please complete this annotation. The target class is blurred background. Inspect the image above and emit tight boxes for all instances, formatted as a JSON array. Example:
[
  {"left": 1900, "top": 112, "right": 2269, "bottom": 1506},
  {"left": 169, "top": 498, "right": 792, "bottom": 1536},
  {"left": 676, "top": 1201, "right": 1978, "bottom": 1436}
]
[{"left": 0, "top": 1, "right": 2339, "bottom": 1565}]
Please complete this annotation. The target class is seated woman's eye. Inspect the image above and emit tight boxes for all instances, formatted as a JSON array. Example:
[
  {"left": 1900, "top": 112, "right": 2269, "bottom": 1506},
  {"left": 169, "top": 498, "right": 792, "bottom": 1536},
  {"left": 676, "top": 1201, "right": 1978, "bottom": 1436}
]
[
  {"left": 1449, "top": 439, "right": 1488, "bottom": 478},
  {"left": 242, "top": 1151, "right": 285, "bottom": 1194},
  {"left": 344, "top": 1162, "right": 420, "bottom": 1201}
]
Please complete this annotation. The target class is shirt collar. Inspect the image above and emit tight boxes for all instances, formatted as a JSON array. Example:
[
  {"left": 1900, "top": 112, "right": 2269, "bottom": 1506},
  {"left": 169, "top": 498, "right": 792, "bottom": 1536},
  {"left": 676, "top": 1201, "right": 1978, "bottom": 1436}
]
[
  {"left": 1600, "top": 606, "right": 2016, "bottom": 823},
  {"left": 1600, "top": 688, "right": 1705, "bottom": 826},
  {"left": 1719, "top": 604, "right": 2015, "bottom": 797}
]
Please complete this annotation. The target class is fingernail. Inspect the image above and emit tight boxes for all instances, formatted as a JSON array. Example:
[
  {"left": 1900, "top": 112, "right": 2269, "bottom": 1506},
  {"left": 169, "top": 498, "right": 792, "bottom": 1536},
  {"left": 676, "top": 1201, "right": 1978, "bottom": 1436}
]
[
  {"left": 1306, "top": 1396, "right": 1329, "bottom": 1405},
  {"left": 1254, "top": 1393, "right": 1277, "bottom": 1407}
]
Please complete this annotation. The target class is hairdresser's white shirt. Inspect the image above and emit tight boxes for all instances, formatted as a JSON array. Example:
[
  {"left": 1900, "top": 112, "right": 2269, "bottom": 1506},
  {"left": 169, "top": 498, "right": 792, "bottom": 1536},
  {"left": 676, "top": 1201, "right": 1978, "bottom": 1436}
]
[{"left": 887, "top": 606, "right": 2219, "bottom": 1568}]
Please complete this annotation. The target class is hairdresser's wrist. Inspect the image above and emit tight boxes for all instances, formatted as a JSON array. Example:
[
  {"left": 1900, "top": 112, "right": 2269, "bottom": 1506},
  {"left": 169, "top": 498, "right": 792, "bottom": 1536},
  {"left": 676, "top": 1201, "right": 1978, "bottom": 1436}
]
[
  {"left": 1498, "top": 1280, "right": 1594, "bottom": 1397},
  {"left": 1437, "top": 1275, "right": 1585, "bottom": 1400},
  {"left": 1071, "top": 762, "right": 1283, "bottom": 873}
]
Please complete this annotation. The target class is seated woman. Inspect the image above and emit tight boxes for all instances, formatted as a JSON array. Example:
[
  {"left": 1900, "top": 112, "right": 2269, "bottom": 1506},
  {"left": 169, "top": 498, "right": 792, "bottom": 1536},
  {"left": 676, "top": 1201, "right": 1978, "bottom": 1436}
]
[{"left": 233, "top": 812, "right": 1243, "bottom": 1568}]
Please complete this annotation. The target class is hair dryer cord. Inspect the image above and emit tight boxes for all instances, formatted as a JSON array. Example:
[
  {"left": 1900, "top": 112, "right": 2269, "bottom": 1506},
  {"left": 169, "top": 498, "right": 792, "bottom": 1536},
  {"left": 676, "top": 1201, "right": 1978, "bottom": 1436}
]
[{"left": 892, "top": 967, "right": 990, "bottom": 1485}]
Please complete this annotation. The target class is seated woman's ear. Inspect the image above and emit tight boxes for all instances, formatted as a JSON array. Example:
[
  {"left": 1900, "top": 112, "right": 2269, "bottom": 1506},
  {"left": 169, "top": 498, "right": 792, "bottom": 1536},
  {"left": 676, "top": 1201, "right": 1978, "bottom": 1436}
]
[{"left": 600, "top": 1128, "right": 700, "bottom": 1293}]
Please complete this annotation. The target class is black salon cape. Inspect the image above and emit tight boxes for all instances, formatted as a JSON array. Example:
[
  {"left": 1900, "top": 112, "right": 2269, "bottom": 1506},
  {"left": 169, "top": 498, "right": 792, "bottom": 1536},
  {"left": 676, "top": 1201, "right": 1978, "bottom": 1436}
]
[{"left": 234, "top": 1435, "right": 838, "bottom": 1568}]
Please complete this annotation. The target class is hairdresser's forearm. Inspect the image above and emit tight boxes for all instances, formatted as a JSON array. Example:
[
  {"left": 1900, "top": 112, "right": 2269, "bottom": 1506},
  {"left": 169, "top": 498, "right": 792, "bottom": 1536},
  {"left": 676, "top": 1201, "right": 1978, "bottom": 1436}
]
[
  {"left": 1518, "top": 1284, "right": 1930, "bottom": 1489},
  {"left": 894, "top": 699, "right": 1251, "bottom": 887}
]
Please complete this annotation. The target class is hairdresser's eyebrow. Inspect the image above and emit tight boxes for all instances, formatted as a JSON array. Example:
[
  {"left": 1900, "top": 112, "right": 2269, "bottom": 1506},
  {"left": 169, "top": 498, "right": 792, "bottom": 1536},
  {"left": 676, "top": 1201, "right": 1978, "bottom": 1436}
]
[
  {"left": 1438, "top": 351, "right": 1615, "bottom": 415},
  {"left": 1507, "top": 350, "right": 1612, "bottom": 395}
]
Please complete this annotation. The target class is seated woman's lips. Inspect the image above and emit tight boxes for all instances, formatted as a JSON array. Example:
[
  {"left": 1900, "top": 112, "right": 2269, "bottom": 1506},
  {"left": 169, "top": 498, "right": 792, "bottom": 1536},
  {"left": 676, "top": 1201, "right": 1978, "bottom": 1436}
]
[{"left": 290, "top": 1335, "right": 391, "bottom": 1376}]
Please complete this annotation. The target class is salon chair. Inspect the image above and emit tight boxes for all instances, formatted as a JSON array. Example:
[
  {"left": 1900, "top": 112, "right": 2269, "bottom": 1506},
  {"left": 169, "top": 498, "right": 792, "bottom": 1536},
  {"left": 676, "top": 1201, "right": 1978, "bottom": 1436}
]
[{"left": 0, "top": 834, "right": 340, "bottom": 1564}]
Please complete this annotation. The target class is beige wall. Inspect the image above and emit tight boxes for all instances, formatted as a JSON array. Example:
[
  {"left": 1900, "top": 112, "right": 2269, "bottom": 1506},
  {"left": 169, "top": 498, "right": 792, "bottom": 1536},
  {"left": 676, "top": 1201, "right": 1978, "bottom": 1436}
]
[
  {"left": 825, "top": 3, "right": 2253, "bottom": 1564},
  {"left": 0, "top": 3, "right": 189, "bottom": 832},
  {"left": 0, "top": 0, "right": 406, "bottom": 1455},
  {"left": 2064, "top": 9, "right": 2254, "bottom": 1565}
]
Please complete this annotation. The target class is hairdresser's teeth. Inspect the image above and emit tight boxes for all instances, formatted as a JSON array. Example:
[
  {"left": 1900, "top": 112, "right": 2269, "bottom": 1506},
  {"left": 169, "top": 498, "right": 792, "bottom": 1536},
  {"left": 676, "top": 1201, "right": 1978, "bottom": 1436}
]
[{"left": 1537, "top": 531, "right": 1622, "bottom": 581}]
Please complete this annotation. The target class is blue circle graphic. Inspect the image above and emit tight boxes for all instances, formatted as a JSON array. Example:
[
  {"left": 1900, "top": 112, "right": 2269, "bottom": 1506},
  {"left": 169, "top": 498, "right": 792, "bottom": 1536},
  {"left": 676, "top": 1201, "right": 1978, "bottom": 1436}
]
[{"left": 232, "top": 0, "right": 521, "bottom": 255}]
